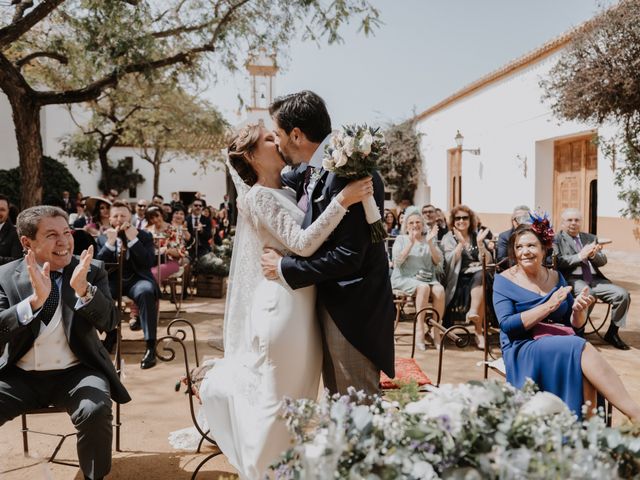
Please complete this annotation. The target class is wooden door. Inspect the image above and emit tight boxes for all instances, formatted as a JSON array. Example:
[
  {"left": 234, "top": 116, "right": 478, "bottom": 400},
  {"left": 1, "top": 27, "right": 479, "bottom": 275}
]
[
  {"left": 448, "top": 148, "right": 462, "bottom": 210},
  {"left": 553, "top": 135, "right": 597, "bottom": 233}
]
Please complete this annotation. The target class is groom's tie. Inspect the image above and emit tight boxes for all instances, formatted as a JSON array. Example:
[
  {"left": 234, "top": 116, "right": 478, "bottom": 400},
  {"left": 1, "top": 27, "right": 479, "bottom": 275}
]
[{"left": 297, "top": 166, "right": 315, "bottom": 213}]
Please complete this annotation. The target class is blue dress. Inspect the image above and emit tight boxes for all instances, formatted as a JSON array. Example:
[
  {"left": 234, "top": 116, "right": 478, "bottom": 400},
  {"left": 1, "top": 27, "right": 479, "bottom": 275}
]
[{"left": 492, "top": 273, "right": 587, "bottom": 417}]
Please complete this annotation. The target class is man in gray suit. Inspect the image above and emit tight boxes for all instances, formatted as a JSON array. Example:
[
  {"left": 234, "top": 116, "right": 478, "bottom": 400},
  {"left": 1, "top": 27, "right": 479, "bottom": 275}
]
[
  {"left": 0, "top": 206, "right": 130, "bottom": 480},
  {"left": 554, "top": 207, "right": 631, "bottom": 350}
]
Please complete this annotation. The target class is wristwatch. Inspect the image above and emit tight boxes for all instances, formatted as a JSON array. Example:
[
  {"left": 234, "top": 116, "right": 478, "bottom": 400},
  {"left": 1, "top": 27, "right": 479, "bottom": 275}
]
[{"left": 77, "top": 283, "right": 97, "bottom": 303}]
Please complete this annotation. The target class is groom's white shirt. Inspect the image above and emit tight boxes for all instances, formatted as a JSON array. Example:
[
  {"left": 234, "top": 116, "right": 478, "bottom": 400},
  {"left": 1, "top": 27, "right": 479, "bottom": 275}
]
[{"left": 276, "top": 134, "right": 332, "bottom": 283}]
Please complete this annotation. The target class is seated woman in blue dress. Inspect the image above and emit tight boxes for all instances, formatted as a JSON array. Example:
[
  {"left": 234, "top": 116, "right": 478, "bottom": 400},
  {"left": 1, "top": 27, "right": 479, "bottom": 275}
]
[
  {"left": 493, "top": 220, "right": 640, "bottom": 420},
  {"left": 391, "top": 207, "right": 445, "bottom": 351}
]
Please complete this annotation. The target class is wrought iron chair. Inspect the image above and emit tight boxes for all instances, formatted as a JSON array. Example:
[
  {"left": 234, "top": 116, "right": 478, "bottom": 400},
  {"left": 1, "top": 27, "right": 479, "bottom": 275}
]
[{"left": 156, "top": 318, "right": 222, "bottom": 479}]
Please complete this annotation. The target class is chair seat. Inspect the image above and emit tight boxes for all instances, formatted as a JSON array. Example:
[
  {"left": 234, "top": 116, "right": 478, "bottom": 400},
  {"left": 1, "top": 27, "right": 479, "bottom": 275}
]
[{"left": 380, "top": 357, "right": 432, "bottom": 390}]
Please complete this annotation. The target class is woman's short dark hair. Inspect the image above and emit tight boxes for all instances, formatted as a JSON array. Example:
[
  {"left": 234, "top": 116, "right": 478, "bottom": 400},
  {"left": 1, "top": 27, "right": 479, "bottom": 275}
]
[
  {"left": 507, "top": 223, "right": 546, "bottom": 265},
  {"left": 227, "top": 124, "right": 261, "bottom": 186},
  {"left": 269, "top": 90, "right": 331, "bottom": 143},
  {"left": 172, "top": 203, "right": 186, "bottom": 216}
]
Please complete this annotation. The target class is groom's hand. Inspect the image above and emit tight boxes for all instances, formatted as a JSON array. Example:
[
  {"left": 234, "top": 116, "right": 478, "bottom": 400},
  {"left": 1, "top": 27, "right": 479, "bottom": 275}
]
[{"left": 261, "top": 248, "right": 283, "bottom": 280}]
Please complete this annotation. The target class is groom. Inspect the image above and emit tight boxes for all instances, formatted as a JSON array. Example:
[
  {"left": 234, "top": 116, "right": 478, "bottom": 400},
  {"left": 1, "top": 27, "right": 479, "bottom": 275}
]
[{"left": 261, "top": 90, "right": 395, "bottom": 395}]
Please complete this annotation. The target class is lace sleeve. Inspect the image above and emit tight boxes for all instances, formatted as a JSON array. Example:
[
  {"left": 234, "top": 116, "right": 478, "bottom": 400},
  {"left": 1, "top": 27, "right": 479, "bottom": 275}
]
[{"left": 250, "top": 188, "right": 347, "bottom": 257}]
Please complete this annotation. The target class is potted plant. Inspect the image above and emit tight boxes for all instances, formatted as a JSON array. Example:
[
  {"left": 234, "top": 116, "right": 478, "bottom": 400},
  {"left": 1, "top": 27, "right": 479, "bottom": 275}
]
[{"left": 194, "top": 239, "right": 232, "bottom": 298}]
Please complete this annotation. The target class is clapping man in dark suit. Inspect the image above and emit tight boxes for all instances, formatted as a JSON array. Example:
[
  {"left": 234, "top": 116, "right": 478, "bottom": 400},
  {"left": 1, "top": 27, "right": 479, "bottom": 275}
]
[
  {"left": 261, "top": 91, "right": 395, "bottom": 395},
  {"left": 0, "top": 206, "right": 130, "bottom": 480},
  {"left": 187, "top": 200, "right": 212, "bottom": 258},
  {"left": 96, "top": 200, "right": 159, "bottom": 368},
  {"left": 554, "top": 207, "right": 631, "bottom": 350},
  {"left": 0, "top": 194, "right": 21, "bottom": 265}
]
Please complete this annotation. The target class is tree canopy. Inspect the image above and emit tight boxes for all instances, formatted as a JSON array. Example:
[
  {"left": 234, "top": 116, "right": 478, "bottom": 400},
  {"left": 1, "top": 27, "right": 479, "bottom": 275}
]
[
  {"left": 378, "top": 121, "right": 422, "bottom": 204},
  {"left": 542, "top": 0, "right": 640, "bottom": 219},
  {"left": 1, "top": 0, "right": 381, "bottom": 207}
]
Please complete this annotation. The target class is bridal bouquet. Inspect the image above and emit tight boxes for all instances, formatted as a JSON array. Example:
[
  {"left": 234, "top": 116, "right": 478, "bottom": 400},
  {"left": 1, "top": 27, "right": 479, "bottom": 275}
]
[
  {"left": 271, "top": 381, "right": 640, "bottom": 479},
  {"left": 322, "top": 124, "right": 387, "bottom": 242}
]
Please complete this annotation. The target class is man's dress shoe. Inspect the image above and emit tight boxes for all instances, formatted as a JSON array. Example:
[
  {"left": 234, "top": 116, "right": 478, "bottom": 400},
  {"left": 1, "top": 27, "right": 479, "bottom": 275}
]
[
  {"left": 604, "top": 331, "right": 630, "bottom": 350},
  {"left": 140, "top": 348, "right": 157, "bottom": 369}
]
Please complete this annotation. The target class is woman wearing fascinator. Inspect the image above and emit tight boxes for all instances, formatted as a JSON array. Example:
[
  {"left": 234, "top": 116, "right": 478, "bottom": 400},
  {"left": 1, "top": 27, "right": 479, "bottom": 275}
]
[
  {"left": 194, "top": 124, "right": 373, "bottom": 479},
  {"left": 493, "top": 215, "right": 640, "bottom": 420}
]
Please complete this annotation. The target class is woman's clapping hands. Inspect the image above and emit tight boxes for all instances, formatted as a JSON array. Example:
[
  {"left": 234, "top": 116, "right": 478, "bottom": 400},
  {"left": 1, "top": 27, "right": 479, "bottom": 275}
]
[{"left": 572, "top": 286, "right": 596, "bottom": 313}]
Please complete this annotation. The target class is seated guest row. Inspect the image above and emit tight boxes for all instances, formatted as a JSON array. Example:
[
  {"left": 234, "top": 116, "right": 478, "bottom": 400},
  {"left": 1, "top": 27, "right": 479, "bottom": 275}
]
[
  {"left": 494, "top": 220, "right": 639, "bottom": 421},
  {"left": 389, "top": 203, "right": 632, "bottom": 352}
]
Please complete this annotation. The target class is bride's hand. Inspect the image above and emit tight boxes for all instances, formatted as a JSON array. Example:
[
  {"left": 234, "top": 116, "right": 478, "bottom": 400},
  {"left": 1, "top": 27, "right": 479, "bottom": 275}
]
[{"left": 336, "top": 177, "right": 373, "bottom": 208}]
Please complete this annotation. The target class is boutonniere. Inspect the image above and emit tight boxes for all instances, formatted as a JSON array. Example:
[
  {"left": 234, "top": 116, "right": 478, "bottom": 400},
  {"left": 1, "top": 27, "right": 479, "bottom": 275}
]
[{"left": 309, "top": 168, "right": 323, "bottom": 187}]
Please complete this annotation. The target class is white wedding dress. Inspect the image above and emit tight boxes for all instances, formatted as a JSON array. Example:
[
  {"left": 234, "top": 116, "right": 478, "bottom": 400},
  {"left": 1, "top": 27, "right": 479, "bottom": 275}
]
[{"left": 198, "top": 182, "right": 347, "bottom": 480}]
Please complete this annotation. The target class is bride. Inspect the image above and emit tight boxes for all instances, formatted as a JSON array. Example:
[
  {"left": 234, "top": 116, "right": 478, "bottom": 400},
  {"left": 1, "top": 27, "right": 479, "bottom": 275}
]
[{"left": 198, "top": 123, "right": 373, "bottom": 479}]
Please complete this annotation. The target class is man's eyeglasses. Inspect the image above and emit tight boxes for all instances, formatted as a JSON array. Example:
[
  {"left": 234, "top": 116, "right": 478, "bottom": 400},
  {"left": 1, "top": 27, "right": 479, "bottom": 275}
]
[
  {"left": 193, "top": 204, "right": 203, "bottom": 208},
  {"left": 422, "top": 210, "right": 436, "bottom": 215},
  {"left": 136, "top": 204, "right": 146, "bottom": 208},
  {"left": 454, "top": 216, "right": 470, "bottom": 221}
]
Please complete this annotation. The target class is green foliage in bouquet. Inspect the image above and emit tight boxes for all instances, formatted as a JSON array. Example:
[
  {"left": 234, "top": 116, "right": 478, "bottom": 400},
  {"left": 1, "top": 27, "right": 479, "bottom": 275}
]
[
  {"left": 194, "top": 238, "right": 233, "bottom": 276},
  {"left": 0, "top": 157, "right": 80, "bottom": 208},
  {"left": 271, "top": 380, "right": 640, "bottom": 479}
]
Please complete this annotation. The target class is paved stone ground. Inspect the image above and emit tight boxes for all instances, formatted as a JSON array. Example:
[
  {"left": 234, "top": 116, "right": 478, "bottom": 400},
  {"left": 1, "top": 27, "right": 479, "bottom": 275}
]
[{"left": 1, "top": 251, "right": 638, "bottom": 479}]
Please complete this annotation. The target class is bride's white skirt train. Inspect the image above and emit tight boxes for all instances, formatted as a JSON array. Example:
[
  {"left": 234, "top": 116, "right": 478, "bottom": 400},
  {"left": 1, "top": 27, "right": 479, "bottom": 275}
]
[{"left": 199, "top": 280, "right": 322, "bottom": 480}]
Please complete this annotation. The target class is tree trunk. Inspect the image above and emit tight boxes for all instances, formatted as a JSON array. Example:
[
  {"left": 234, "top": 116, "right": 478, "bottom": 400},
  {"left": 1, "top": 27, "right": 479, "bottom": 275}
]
[
  {"left": 98, "top": 147, "right": 111, "bottom": 193},
  {"left": 152, "top": 148, "right": 163, "bottom": 196},
  {"left": 8, "top": 92, "right": 43, "bottom": 208}
]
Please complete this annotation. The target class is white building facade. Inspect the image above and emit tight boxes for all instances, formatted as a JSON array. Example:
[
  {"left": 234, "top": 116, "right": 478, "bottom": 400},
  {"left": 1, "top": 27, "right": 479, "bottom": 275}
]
[
  {"left": 0, "top": 96, "right": 229, "bottom": 207},
  {"left": 414, "top": 33, "right": 637, "bottom": 252}
]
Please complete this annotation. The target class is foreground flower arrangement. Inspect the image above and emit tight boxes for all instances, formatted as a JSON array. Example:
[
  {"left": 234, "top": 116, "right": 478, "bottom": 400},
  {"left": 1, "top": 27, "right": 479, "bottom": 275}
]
[{"left": 271, "top": 380, "right": 640, "bottom": 479}]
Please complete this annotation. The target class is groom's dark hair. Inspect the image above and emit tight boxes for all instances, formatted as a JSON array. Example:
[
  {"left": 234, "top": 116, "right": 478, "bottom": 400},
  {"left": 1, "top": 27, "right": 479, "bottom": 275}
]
[{"left": 269, "top": 90, "right": 331, "bottom": 143}]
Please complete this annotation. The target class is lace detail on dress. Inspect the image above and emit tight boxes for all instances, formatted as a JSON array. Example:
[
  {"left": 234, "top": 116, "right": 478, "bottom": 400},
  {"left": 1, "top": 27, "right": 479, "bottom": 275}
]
[{"left": 247, "top": 186, "right": 347, "bottom": 257}]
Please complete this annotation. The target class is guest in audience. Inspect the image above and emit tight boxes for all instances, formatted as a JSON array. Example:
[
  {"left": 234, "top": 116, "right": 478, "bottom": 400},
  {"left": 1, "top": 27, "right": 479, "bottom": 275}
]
[
  {"left": 8, "top": 203, "right": 18, "bottom": 226},
  {"left": 96, "top": 201, "right": 159, "bottom": 369},
  {"left": 496, "top": 205, "right": 531, "bottom": 269},
  {"left": 84, "top": 197, "right": 112, "bottom": 236},
  {"left": 202, "top": 206, "right": 223, "bottom": 246},
  {"left": 0, "top": 205, "right": 130, "bottom": 480},
  {"left": 170, "top": 204, "right": 192, "bottom": 252},
  {"left": 554, "top": 208, "right": 631, "bottom": 350},
  {"left": 493, "top": 221, "right": 640, "bottom": 420},
  {"left": 0, "top": 194, "right": 22, "bottom": 265},
  {"left": 161, "top": 202, "right": 173, "bottom": 222},
  {"left": 391, "top": 207, "right": 445, "bottom": 350},
  {"left": 442, "top": 205, "right": 490, "bottom": 348},
  {"left": 216, "top": 207, "right": 231, "bottom": 240},
  {"left": 146, "top": 206, "right": 187, "bottom": 283},
  {"left": 72, "top": 197, "right": 92, "bottom": 229},
  {"left": 133, "top": 198, "right": 148, "bottom": 230},
  {"left": 187, "top": 199, "right": 212, "bottom": 258},
  {"left": 396, "top": 211, "right": 406, "bottom": 234},
  {"left": 61, "top": 190, "right": 75, "bottom": 214},
  {"left": 422, "top": 204, "right": 448, "bottom": 241},
  {"left": 219, "top": 193, "right": 234, "bottom": 224},
  {"left": 151, "top": 194, "right": 164, "bottom": 208},
  {"left": 384, "top": 210, "right": 398, "bottom": 236}
]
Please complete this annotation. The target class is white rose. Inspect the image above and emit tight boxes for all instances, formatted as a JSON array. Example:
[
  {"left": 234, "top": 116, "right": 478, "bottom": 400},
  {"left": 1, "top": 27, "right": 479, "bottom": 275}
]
[
  {"left": 330, "top": 132, "right": 342, "bottom": 149},
  {"left": 519, "top": 391, "right": 568, "bottom": 417},
  {"left": 358, "top": 132, "right": 373, "bottom": 156},
  {"left": 336, "top": 152, "right": 348, "bottom": 168},
  {"left": 322, "top": 156, "right": 335, "bottom": 170},
  {"left": 343, "top": 135, "right": 356, "bottom": 157},
  {"left": 410, "top": 461, "right": 437, "bottom": 479},
  {"left": 405, "top": 396, "right": 464, "bottom": 435}
]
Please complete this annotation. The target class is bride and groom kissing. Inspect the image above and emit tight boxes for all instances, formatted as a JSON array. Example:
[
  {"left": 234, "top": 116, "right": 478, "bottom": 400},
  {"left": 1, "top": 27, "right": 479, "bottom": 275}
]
[{"left": 195, "top": 90, "right": 396, "bottom": 479}]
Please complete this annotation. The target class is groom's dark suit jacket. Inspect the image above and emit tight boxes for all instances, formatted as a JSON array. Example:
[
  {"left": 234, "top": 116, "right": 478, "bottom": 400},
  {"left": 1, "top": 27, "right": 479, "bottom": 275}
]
[
  {"left": 281, "top": 165, "right": 395, "bottom": 377},
  {"left": 0, "top": 256, "right": 131, "bottom": 404}
]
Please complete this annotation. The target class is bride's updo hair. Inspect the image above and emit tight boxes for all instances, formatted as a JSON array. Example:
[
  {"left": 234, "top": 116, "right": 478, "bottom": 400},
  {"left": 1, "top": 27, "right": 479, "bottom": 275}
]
[{"left": 227, "top": 124, "right": 261, "bottom": 186}]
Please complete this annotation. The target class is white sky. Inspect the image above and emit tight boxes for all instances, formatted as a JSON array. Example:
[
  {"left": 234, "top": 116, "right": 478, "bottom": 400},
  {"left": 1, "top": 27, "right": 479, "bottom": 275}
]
[{"left": 204, "top": 0, "right": 617, "bottom": 129}]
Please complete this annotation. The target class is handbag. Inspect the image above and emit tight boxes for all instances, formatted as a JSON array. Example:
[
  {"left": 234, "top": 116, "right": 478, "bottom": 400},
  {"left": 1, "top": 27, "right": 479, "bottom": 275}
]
[{"left": 531, "top": 322, "right": 575, "bottom": 340}]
